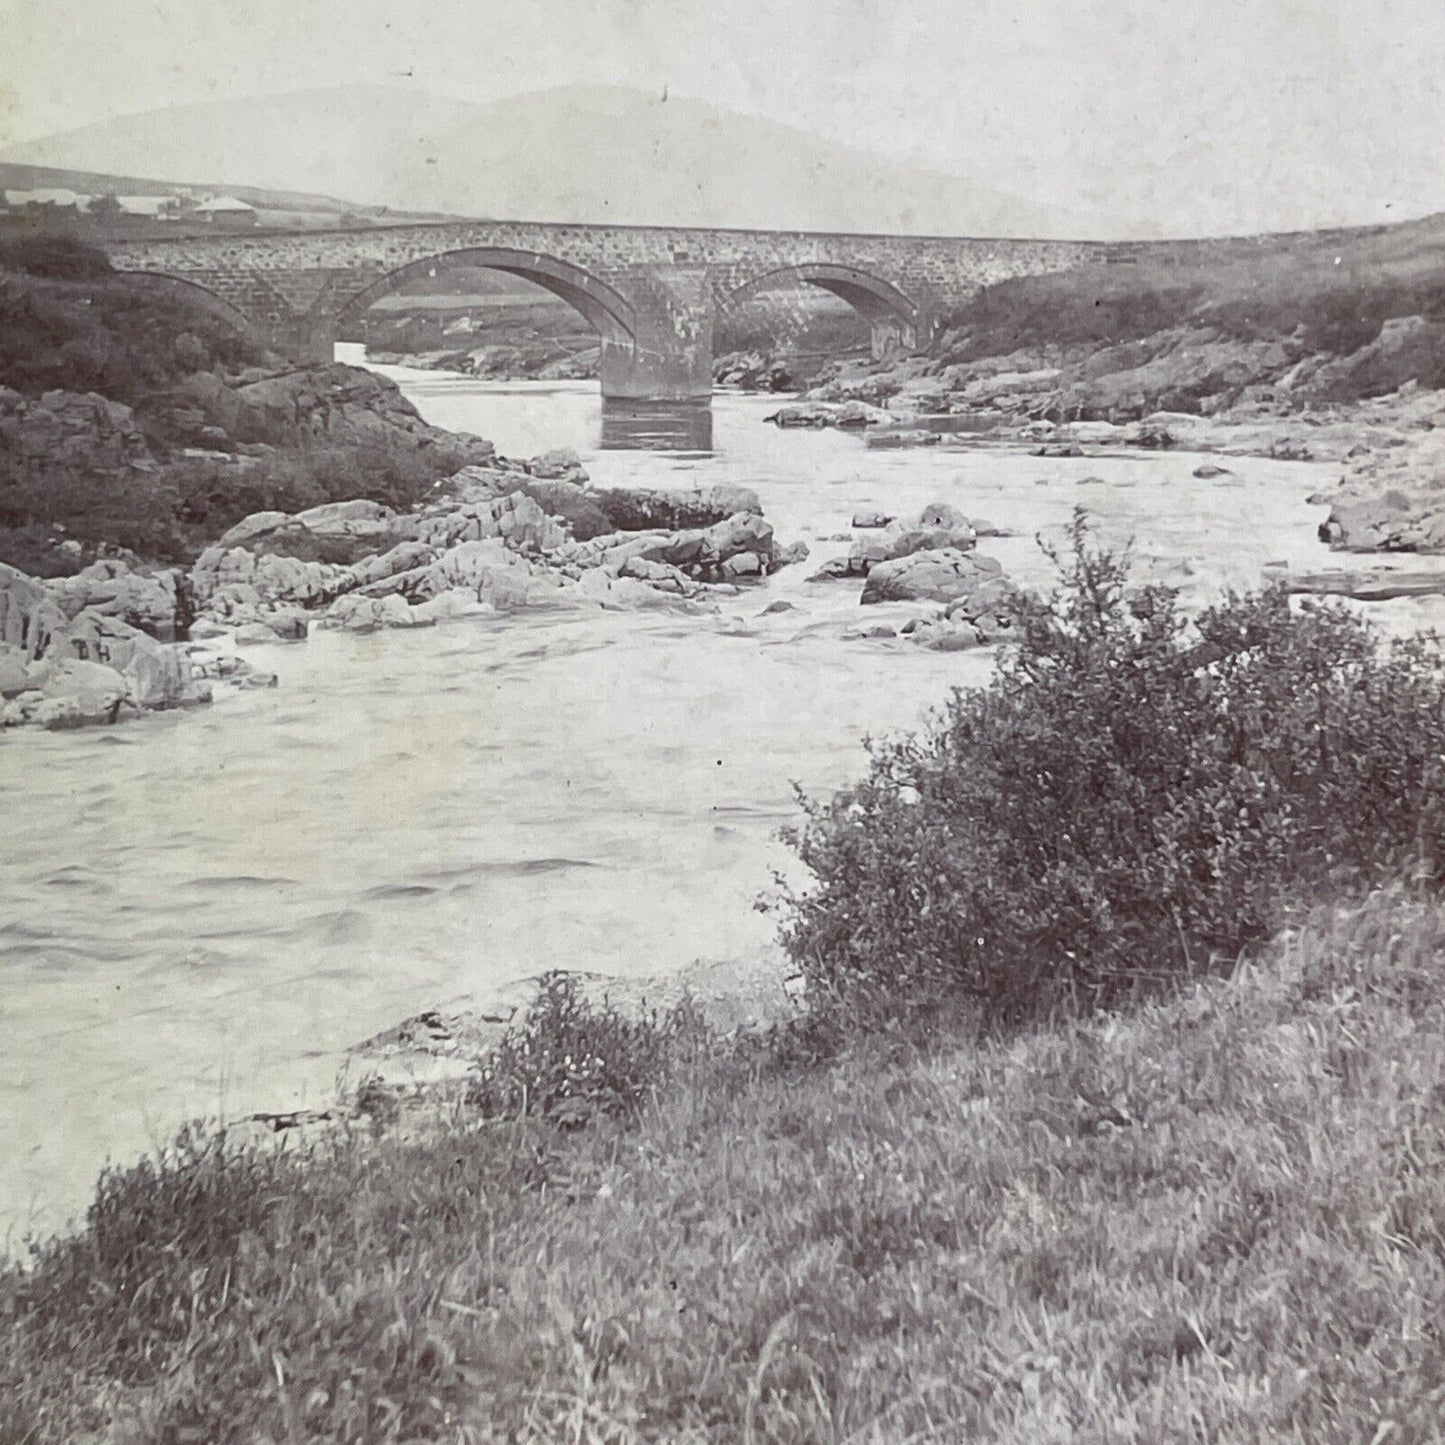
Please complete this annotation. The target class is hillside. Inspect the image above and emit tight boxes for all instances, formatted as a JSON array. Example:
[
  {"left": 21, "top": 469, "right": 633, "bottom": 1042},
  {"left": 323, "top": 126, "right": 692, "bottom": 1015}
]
[
  {"left": 1, "top": 83, "right": 1107, "bottom": 238},
  {"left": 0, "top": 161, "right": 455, "bottom": 232},
  {"left": 0, "top": 235, "right": 491, "bottom": 578}
]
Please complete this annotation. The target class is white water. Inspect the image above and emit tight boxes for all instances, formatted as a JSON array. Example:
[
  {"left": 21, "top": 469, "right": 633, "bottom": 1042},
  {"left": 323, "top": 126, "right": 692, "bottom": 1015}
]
[{"left": 0, "top": 373, "right": 1408, "bottom": 1243}]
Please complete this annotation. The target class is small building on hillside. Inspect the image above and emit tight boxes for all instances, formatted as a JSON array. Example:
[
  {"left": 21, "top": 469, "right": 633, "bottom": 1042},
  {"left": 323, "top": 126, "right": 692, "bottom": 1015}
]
[
  {"left": 192, "top": 196, "right": 257, "bottom": 229},
  {"left": 2, "top": 187, "right": 88, "bottom": 214},
  {"left": 115, "top": 195, "right": 179, "bottom": 220}
]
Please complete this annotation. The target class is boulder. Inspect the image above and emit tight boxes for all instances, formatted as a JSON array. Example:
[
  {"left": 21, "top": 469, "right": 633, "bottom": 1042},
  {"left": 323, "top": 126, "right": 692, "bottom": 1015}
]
[
  {"left": 866, "top": 429, "right": 943, "bottom": 449},
  {"left": 523, "top": 448, "right": 588, "bottom": 483},
  {"left": 765, "top": 401, "right": 889, "bottom": 429},
  {"left": 36, "top": 657, "right": 128, "bottom": 723},
  {"left": 917, "top": 502, "right": 969, "bottom": 530},
  {"left": 4, "top": 604, "right": 211, "bottom": 721},
  {"left": 435, "top": 465, "right": 612, "bottom": 540},
  {"left": 394, "top": 492, "right": 566, "bottom": 553},
  {"left": 324, "top": 592, "right": 435, "bottom": 631},
  {"left": 714, "top": 350, "right": 795, "bottom": 392},
  {"left": 214, "top": 511, "right": 294, "bottom": 550},
  {"left": 1, "top": 562, "right": 69, "bottom": 664},
  {"left": 233, "top": 621, "right": 286, "bottom": 645},
  {"left": 190, "top": 547, "right": 350, "bottom": 609},
  {"left": 592, "top": 484, "right": 763, "bottom": 533},
  {"left": 852, "top": 511, "right": 894, "bottom": 529},
  {"left": 835, "top": 516, "right": 979, "bottom": 578},
  {"left": 616, "top": 557, "right": 703, "bottom": 595},
  {"left": 861, "top": 549, "right": 1010, "bottom": 606},
  {"left": 1319, "top": 493, "right": 1445, "bottom": 553},
  {"left": 552, "top": 512, "right": 776, "bottom": 582},
  {"left": 343, "top": 541, "right": 438, "bottom": 591},
  {"left": 44, "top": 560, "right": 182, "bottom": 636},
  {"left": 905, "top": 619, "right": 983, "bottom": 651},
  {"left": 1305, "top": 317, "right": 1445, "bottom": 402},
  {"left": 384, "top": 539, "right": 574, "bottom": 610},
  {"left": 291, "top": 499, "right": 397, "bottom": 538}
]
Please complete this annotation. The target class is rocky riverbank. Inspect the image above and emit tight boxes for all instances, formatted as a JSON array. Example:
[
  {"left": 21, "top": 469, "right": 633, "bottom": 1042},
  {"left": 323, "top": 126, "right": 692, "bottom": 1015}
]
[
  {"left": 0, "top": 440, "right": 827, "bottom": 727},
  {"left": 771, "top": 314, "right": 1445, "bottom": 582},
  {"left": 368, "top": 344, "right": 602, "bottom": 381}
]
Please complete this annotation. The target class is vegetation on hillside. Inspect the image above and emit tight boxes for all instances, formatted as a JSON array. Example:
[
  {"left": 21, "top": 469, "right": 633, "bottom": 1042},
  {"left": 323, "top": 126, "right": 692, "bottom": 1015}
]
[
  {"left": 935, "top": 217, "right": 1445, "bottom": 369},
  {"left": 6, "top": 537, "right": 1445, "bottom": 1440},
  {"left": 4, "top": 888, "right": 1443, "bottom": 1443},
  {"left": 0, "top": 237, "right": 479, "bottom": 574},
  {"left": 0, "top": 235, "right": 265, "bottom": 399}
]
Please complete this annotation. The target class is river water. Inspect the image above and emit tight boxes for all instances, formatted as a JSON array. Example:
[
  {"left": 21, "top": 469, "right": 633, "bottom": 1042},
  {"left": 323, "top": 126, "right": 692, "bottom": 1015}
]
[{"left": 0, "top": 372, "right": 1415, "bottom": 1244}]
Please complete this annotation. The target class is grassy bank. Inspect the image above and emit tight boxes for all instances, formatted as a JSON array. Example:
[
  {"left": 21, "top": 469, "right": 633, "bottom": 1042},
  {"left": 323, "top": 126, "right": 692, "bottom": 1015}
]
[
  {"left": 7, "top": 537, "right": 1445, "bottom": 1441},
  {"left": 935, "top": 213, "right": 1445, "bottom": 366},
  {"left": 3, "top": 891, "right": 1443, "bottom": 1442}
]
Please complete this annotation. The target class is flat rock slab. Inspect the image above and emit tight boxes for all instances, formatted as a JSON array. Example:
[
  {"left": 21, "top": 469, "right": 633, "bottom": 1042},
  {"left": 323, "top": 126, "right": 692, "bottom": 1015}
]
[{"left": 1280, "top": 567, "right": 1445, "bottom": 601}]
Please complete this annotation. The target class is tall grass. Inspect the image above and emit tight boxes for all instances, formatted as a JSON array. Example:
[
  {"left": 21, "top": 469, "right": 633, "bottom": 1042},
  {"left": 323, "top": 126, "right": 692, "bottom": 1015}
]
[{"left": 4, "top": 891, "right": 1445, "bottom": 1441}]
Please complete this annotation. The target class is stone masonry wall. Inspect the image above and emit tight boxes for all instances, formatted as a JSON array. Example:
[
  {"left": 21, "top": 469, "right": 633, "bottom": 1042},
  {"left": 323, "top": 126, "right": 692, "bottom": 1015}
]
[{"left": 107, "top": 220, "right": 1104, "bottom": 344}]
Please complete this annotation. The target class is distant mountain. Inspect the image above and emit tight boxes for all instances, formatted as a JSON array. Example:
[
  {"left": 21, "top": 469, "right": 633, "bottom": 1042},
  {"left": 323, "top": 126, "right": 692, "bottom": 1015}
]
[{"left": 1, "top": 83, "right": 1107, "bottom": 239}]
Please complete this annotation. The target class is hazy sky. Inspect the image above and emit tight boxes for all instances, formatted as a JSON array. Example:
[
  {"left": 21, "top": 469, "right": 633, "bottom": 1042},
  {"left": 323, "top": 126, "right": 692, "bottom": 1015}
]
[{"left": 2, "top": 0, "right": 1443, "bottom": 232}]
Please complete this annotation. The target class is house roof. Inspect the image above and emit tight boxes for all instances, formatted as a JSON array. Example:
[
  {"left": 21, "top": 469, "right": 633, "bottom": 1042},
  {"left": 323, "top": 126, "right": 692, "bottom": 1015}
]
[
  {"left": 115, "top": 195, "right": 175, "bottom": 216},
  {"left": 192, "top": 195, "right": 255, "bottom": 214}
]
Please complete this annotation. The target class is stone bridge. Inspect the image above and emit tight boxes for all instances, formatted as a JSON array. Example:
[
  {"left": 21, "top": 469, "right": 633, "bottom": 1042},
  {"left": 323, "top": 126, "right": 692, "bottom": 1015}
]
[{"left": 106, "top": 220, "right": 1111, "bottom": 400}]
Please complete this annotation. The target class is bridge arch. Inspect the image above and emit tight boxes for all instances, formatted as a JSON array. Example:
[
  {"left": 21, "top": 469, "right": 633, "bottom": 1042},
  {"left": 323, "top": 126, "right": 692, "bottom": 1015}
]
[
  {"left": 334, "top": 247, "right": 639, "bottom": 348},
  {"left": 721, "top": 263, "right": 929, "bottom": 356}
]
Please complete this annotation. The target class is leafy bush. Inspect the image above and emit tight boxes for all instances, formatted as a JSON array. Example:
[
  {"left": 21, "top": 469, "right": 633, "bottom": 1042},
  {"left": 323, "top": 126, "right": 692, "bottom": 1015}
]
[
  {"left": 0, "top": 269, "right": 266, "bottom": 401},
  {"left": 780, "top": 514, "right": 1445, "bottom": 1028},
  {"left": 467, "top": 973, "right": 706, "bottom": 1125},
  {"left": 0, "top": 452, "right": 190, "bottom": 562},
  {"left": 0, "top": 233, "right": 114, "bottom": 280},
  {"left": 0, "top": 429, "right": 474, "bottom": 570}
]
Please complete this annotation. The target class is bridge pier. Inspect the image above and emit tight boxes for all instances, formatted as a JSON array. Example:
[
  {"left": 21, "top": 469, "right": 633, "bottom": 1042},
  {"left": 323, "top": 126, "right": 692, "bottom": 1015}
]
[
  {"left": 598, "top": 266, "right": 713, "bottom": 402},
  {"left": 870, "top": 315, "right": 919, "bottom": 360}
]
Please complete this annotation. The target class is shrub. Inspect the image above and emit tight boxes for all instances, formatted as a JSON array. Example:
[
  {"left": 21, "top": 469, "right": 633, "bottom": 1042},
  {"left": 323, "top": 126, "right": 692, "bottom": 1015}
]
[
  {"left": 0, "top": 269, "right": 266, "bottom": 402},
  {"left": 780, "top": 514, "right": 1445, "bottom": 1029},
  {"left": 467, "top": 973, "right": 706, "bottom": 1125},
  {"left": 0, "top": 233, "right": 113, "bottom": 280},
  {"left": 0, "top": 452, "right": 190, "bottom": 562}
]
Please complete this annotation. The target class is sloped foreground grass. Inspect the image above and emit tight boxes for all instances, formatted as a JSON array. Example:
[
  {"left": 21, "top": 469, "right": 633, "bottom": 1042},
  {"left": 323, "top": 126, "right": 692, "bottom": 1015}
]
[{"left": 5, "top": 888, "right": 1445, "bottom": 1442}]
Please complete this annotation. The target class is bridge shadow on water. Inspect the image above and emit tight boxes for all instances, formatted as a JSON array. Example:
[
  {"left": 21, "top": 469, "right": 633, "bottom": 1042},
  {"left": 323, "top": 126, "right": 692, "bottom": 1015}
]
[{"left": 600, "top": 397, "right": 713, "bottom": 453}]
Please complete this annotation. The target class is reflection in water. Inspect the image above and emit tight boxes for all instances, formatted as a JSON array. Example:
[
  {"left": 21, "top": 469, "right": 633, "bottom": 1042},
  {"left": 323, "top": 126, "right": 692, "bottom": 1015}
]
[{"left": 600, "top": 397, "right": 714, "bottom": 452}]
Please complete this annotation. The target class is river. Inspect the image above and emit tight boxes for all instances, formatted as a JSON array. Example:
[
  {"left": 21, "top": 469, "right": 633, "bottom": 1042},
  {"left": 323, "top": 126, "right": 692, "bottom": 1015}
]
[{"left": 0, "top": 371, "right": 1413, "bottom": 1244}]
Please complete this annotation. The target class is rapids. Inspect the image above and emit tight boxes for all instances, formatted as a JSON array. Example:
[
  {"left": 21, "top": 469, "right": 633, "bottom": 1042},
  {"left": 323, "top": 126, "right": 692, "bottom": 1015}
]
[{"left": 4, "top": 370, "right": 1414, "bottom": 1242}]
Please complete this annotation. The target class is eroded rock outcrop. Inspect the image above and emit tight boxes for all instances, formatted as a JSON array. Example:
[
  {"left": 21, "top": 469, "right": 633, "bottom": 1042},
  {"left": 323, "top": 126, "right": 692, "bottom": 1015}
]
[
  {"left": 175, "top": 364, "right": 497, "bottom": 462},
  {"left": 44, "top": 559, "right": 184, "bottom": 636},
  {"left": 0, "top": 386, "right": 156, "bottom": 476},
  {"left": 765, "top": 400, "right": 890, "bottom": 429},
  {"left": 1317, "top": 397, "right": 1445, "bottom": 552},
  {"left": 1, "top": 562, "right": 209, "bottom": 728}
]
